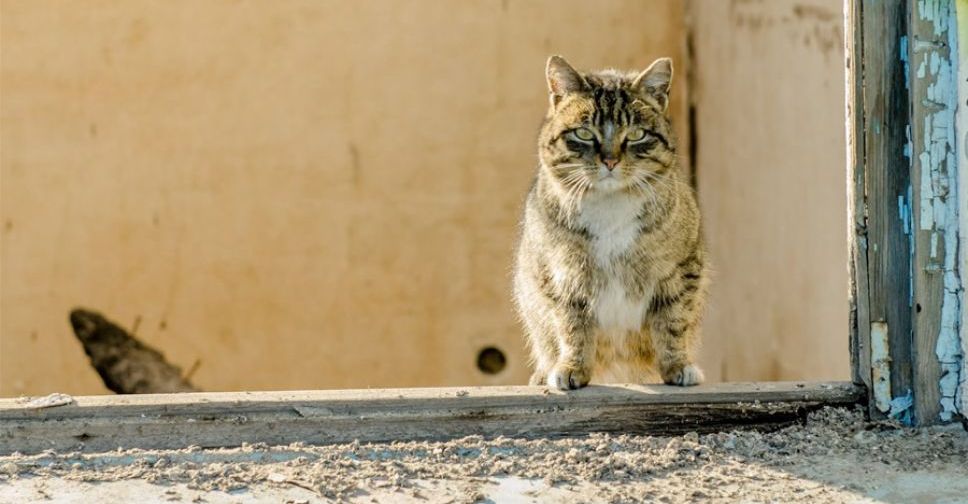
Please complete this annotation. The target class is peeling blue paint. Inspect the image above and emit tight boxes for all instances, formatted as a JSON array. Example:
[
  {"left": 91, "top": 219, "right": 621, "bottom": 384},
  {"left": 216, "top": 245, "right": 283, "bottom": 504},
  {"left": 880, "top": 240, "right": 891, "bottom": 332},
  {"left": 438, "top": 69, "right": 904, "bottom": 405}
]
[
  {"left": 905, "top": 124, "right": 914, "bottom": 159},
  {"left": 902, "top": 35, "right": 911, "bottom": 89},
  {"left": 899, "top": 195, "right": 911, "bottom": 234},
  {"left": 955, "top": 0, "right": 968, "bottom": 424},
  {"left": 899, "top": 187, "right": 916, "bottom": 306},
  {"left": 889, "top": 390, "right": 915, "bottom": 426},
  {"left": 914, "top": 0, "right": 963, "bottom": 421},
  {"left": 909, "top": 184, "right": 916, "bottom": 307}
]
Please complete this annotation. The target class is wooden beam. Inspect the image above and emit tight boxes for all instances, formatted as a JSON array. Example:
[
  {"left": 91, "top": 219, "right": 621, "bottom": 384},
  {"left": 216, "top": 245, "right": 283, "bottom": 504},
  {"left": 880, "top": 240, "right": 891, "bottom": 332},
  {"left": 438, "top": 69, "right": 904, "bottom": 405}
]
[
  {"left": 957, "top": 0, "right": 968, "bottom": 421},
  {"left": 846, "top": 0, "right": 873, "bottom": 396},
  {"left": 0, "top": 382, "right": 864, "bottom": 455},
  {"left": 866, "top": 0, "right": 916, "bottom": 414},
  {"left": 852, "top": 0, "right": 963, "bottom": 425},
  {"left": 907, "top": 0, "right": 961, "bottom": 424}
]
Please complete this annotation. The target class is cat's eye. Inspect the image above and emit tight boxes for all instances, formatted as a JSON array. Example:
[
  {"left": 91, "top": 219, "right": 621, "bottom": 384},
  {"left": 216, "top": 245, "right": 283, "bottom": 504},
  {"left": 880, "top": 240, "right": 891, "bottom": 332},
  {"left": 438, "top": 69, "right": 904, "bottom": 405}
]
[
  {"left": 626, "top": 128, "right": 648, "bottom": 143},
  {"left": 573, "top": 128, "right": 596, "bottom": 142}
]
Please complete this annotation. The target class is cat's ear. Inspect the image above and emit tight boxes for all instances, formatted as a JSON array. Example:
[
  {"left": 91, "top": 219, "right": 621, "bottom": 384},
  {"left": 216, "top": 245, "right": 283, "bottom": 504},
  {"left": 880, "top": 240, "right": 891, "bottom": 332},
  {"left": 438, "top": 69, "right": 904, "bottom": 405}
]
[
  {"left": 633, "top": 57, "right": 673, "bottom": 112},
  {"left": 546, "top": 55, "right": 586, "bottom": 106}
]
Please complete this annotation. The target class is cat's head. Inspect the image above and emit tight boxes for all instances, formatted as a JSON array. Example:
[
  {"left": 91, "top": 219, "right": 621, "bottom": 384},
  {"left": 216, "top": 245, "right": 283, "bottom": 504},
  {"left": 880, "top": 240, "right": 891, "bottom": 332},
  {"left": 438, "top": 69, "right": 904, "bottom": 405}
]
[{"left": 538, "top": 56, "right": 677, "bottom": 194}]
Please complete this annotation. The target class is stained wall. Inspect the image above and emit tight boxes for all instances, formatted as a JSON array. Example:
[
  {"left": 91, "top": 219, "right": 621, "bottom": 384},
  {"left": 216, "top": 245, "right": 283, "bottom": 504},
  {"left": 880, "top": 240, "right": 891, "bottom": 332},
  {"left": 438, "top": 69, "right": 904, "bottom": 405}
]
[
  {"left": 0, "top": 0, "right": 689, "bottom": 394},
  {"left": 690, "top": 0, "right": 850, "bottom": 382},
  {"left": 1, "top": 0, "right": 853, "bottom": 395}
]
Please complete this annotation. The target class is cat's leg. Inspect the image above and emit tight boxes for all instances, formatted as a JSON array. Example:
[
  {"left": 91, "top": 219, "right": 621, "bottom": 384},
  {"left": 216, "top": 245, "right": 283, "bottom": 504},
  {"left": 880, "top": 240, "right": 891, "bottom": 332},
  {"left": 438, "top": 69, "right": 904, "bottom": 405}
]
[
  {"left": 546, "top": 306, "right": 596, "bottom": 390},
  {"left": 515, "top": 247, "right": 595, "bottom": 390},
  {"left": 651, "top": 317, "right": 703, "bottom": 386},
  {"left": 515, "top": 260, "right": 562, "bottom": 387},
  {"left": 526, "top": 328, "right": 557, "bottom": 386},
  {"left": 648, "top": 263, "right": 707, "bottom": 386}
]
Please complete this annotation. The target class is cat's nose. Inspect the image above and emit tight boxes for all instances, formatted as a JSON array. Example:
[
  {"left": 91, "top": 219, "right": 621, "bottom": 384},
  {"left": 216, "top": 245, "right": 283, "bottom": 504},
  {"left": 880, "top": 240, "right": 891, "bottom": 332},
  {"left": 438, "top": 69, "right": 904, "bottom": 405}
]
[{"left": 603, "top": 158, "right": 620, "bottom": 170}]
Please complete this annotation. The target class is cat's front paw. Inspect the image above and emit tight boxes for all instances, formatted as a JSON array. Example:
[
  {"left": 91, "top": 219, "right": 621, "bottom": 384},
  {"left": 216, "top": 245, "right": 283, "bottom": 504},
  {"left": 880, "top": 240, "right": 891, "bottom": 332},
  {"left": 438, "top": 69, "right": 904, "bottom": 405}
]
[
  {"left": 662, "top": 363, "right": 704, "bottom": 386},
  {"left": 547, "top": 364, "right": 591, "bottom": 390}
]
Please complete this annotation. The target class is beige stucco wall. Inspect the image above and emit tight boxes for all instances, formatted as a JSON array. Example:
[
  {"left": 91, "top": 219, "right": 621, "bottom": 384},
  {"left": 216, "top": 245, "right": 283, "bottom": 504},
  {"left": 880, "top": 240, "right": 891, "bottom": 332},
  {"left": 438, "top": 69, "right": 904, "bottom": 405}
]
[
  {"left": 691, "top": 0, "right": 850, "bottom": 382},
  {"left": 1, "top": 0, "right": 851, "bottom": 395},
  {"left": 0, "top": 0, "right": 689, "bottom": 395}
]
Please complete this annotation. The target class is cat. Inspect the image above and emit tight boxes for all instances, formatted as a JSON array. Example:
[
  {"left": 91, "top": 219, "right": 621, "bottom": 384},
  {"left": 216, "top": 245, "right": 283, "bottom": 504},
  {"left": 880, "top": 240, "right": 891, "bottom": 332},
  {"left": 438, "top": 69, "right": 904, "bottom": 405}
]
[{"left": 513, "top": 55, "right": 708, "bottom": 390}]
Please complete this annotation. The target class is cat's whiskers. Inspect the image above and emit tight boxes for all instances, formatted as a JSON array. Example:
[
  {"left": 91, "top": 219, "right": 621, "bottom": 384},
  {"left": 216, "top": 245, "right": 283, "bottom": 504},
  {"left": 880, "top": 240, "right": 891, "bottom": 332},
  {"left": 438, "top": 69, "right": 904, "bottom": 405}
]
[
  {"left": 562, "top": 174, "right": 590, "bottom": 212},
  {"left": 558, "top": 172, "right": 586, "bottom": 195},
  {"left": 630, "top": 172, "right": 673, "bottom": 216},
  {"left": 557, "top": 168, "right": 593, "bottom": 215},
  {"left": 631, "top": 177, "right": 660, "bottom": 216},
  {"left": 640, "top": 172, "right": 680, "bottom": 202},
  {"left": 551, "top": 162, "right": 589, "bottom": 173},
  {"left": 558, "top": 165, "right": 593, "bottom": 185}
]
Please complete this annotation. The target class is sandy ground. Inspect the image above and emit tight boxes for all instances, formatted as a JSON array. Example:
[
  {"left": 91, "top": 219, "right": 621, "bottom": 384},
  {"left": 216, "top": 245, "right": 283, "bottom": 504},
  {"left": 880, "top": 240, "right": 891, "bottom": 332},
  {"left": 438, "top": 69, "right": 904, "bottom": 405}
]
[{"left": 1, "top": 407, "right": 966, "bottom": 503}]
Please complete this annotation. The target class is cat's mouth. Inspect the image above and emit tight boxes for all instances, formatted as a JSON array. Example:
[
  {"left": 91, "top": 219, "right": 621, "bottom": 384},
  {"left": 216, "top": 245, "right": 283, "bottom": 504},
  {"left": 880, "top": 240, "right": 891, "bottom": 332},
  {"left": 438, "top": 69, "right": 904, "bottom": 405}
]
[
  {"left": 593, "top": 172, "right": 626, "bottom": 192},
  {"left": 596, "top": 165, "right": 621, "bottom": 180}
]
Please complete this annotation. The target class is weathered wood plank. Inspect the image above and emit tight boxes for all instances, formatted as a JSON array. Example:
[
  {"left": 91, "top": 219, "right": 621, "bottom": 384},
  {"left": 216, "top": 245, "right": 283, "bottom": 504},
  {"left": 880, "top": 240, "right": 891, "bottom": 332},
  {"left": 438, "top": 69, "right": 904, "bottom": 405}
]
[
  {"left": 852, "top": 0, "right": 964, "bottom": 426},
  {"left": 907, "top": 0, "right": 960, "bottom": 424},
  {"left": 860, "top": 0, "right": 915, "bottom": 418},
  {"left": 846, "top": 0, "right": 873, "bottom": 394},
  {"left": 957, "top": 0, "right": 968, "bottom": 420},
  {"left": 0, "top": 382, "right": 864, "bottom": 455}
]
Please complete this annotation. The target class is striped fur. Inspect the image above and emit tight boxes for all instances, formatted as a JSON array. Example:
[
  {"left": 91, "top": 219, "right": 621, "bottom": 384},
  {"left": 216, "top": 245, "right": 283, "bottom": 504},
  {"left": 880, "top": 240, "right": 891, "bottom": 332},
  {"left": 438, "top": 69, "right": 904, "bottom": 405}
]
[{"left": 513, "top": 56, "right": 708, "bottom": 390}]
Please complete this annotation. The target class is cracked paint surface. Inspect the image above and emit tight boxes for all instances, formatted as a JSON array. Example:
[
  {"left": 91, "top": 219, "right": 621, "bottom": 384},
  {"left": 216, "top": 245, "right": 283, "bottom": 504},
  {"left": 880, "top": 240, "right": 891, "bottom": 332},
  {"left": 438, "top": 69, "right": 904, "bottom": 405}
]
[
  {"left": 918, "top": 0, "right": 964, "bottom": 421},
  {"left": 956, "top": 0, "right": 968, "bottom": 418}
]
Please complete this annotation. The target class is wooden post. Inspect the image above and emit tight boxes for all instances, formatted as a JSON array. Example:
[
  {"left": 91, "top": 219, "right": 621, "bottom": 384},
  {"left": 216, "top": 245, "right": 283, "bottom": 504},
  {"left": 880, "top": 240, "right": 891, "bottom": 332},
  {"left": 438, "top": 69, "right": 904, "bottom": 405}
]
[
  {"left": 908, "top": 0, "right": 961, "bottom": 424},
  {"left": 849, "top": 0, "right": 964, "bottom": 425},
  {"left": 849, "top": 0, "right": 915, "bottom": 421},
  {"left": 957, "top": 0, "right": 968, "bottom": 419},
  {"left": 846, "top": 0, "right": 873, "bottom": 403}
]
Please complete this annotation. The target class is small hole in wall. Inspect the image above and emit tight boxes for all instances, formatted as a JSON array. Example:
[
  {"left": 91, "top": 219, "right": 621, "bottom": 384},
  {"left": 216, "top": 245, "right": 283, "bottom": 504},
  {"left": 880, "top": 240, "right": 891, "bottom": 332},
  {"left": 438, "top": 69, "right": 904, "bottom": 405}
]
[
  {"left": 476, "top": 347, "right": 507, "bottom": 375},
  {"left": 916, "top": 303, "right": 922, "bottom": 313}
]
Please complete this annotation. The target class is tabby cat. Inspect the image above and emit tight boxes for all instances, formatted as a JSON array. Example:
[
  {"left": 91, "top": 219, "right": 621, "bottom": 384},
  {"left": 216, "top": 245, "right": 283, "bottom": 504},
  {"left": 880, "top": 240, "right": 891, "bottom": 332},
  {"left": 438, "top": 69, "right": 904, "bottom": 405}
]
[{"left": 513, "top": 56, "right": 708, "bottom": 390}]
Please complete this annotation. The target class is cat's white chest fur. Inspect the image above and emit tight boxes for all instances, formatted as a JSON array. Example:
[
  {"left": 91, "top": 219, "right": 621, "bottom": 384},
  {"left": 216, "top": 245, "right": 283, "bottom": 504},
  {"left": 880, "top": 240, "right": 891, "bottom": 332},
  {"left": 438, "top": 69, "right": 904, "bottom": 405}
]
[{"left": 577, "top": 192, "right": 649, "bottom": 333}]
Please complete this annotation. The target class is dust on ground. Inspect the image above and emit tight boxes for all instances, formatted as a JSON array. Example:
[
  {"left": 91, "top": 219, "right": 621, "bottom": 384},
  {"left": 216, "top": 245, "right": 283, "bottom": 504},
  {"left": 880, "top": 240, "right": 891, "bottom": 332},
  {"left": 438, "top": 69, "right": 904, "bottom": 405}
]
[{"left": 1, "top": 407, "right": 966, "bottom": 503}]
